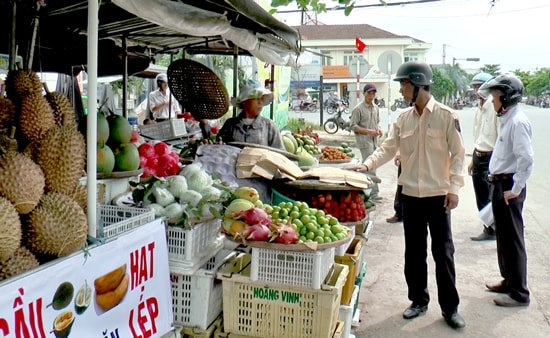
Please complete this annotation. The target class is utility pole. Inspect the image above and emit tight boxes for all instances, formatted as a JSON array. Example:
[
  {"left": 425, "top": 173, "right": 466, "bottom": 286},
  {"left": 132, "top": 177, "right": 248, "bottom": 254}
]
[{"left": 442, "top": 44, "right": 447, "bottom": 65}]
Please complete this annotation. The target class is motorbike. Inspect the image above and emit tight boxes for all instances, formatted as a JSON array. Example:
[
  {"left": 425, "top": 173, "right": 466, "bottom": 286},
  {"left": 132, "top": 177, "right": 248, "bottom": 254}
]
[
  {"left": 291, "top": 98, "right": 318, "bottom": 112},
  {"left": 390, "top": 98, "right": 410, "bottom": 111},
  {"left": 375, "top": 98, "right": 385, "bottom": 108},
  {"left": 323, "top": 109, "right": 351, "bottom": 134}
]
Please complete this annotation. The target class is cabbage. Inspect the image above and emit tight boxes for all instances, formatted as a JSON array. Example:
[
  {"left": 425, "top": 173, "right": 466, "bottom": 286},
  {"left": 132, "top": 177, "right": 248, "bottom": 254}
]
[
  {"left": 186, "top": 170, "right": 213, "bottom": 192},
  {"left": 147, "top": 203, "right": 165, "bottom": 217},
  {"left": 163, "top": 202, "right": 184, "bottom": 224},
  {"left": 200, "top": 186, "right": 222, "bottom": 202},
  {"left": 152, "top": 185, "right": 175, "bottom": 207},
  {"left": 179, "top": 163, "right": 203, "bottom": 179},
  {"left": 166, "top": 175, "right": 188, "bottom": 200},
  {"left": 179, "top": 190, "right": 203, "bottom": 207}
]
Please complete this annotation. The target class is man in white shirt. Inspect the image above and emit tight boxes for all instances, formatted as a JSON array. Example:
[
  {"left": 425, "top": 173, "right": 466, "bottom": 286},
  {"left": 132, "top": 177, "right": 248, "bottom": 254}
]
[
  {"left": 148, "top": 73, "right": 181, "bottom": 122},
  {"left": 469, "top": 72, "right": 499, "bottom": 241}
]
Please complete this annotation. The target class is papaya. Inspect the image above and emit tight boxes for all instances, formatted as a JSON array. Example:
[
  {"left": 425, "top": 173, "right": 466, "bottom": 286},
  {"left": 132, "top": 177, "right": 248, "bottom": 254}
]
[
  {"left": 97, "top": 113, "right": 110, "bottom": 146},
  {"left": 283, "top": 135, "right": 296, "bottom": 154},
  {"left": 108, "top": 115, "right": 132, "bottom": 145},
  {"left": 97, "top": 145, "right": 115, "bottom": 174},
  {"left": 95, "top": 273, "right": 129, "bottom": 311},
  {"left": 114, "top": 143, "right": 140, "bottom": 171},
  {"left": 94, "top": 263, "right": 126, "bottom": 294}
]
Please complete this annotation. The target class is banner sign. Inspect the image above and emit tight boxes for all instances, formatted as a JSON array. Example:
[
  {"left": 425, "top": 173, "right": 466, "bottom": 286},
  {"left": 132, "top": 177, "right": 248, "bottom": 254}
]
[{"left": 0, "top": 219, "right": 173, "bottom": 338}]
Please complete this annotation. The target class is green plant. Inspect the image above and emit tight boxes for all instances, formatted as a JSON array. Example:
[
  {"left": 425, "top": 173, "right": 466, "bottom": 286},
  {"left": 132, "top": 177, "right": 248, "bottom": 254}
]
[{"left": 285, "top": 118, "right": 321, "bottom": 132}]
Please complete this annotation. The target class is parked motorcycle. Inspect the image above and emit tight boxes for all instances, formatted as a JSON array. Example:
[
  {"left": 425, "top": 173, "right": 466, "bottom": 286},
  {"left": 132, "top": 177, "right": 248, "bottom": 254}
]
[
  {"left": 323, "top": 109, "right": 351, "bottom": 134},
  {"left": 291, "top": 98, "right": 318, "bottom": 112},
  {"left": 390, "top": 98, "right": 410, "bottom": 111},
  {"left": 375, "top": 98, "right": 385, "bottom": 108}
]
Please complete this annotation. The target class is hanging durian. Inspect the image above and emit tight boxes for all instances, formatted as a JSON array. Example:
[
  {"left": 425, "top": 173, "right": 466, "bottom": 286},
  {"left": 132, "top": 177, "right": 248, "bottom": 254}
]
[
  {"left": 0, "top": 197, "right": 22, "bottom": 262},
  {"left": 18, "top": 93, "right": 56, "bottom": 143},
  {"left": 44, "top": 88, "right": 77, "bottom": 129},
  {"left": 0, "top": 151, "right": 45, "bottom": 214},
  {"left": 0, "top": 246, "right": 40, "bottom": 282},
  {"left": 0, "top": 95, "right": 16, "bottom": 127},
  {"left": 25, "top": 192, "right": 88, "bottom": 257},
  {"left": 36, "top": 125, "right": 86, "bottom": 194},
  {"left": 4, "top": 69, "right": 43, "bottom": 102}
]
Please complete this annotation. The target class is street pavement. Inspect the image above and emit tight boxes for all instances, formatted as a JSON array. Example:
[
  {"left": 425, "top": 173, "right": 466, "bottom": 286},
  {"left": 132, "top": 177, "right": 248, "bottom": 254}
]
[{"left": 315, "top": 104, "right": 550, "bottom": 337}]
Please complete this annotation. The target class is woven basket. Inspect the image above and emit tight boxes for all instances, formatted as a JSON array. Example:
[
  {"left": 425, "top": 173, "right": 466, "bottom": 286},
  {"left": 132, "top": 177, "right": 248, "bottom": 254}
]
[{"left": 168, "top": 59, "right": 229, "bottom": 120}]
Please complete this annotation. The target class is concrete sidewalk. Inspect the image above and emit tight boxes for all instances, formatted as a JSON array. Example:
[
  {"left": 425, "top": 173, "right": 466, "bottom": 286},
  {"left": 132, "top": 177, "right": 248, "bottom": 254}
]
[{"left": 316, "top": 130, "right": 550, "bottom": 338}]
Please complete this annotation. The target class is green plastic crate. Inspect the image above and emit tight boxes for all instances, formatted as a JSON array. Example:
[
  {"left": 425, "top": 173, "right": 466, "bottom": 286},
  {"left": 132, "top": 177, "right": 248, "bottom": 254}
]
[{"left": 353, "top": 261, "right": 367, "bottom": 316}]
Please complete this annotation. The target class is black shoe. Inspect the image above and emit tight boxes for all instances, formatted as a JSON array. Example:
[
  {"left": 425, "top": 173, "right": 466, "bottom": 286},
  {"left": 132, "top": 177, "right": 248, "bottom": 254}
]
[
  {"left": 470, "top": 228, "right": 496, "bottom": 241},
  {"left": 403, "top": 304, "right": 428, "bottom": 319},
  {"left": 443, "top": 311, "right": 466, "bottom": 329}
]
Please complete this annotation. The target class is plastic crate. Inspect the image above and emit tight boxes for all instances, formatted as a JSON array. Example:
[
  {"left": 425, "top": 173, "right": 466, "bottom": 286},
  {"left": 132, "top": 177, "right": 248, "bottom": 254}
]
[
  {"left": 140, "top": 118, "right": 187, "bottom": 140},
  {"left": 217, "top": 254, "right": 349, "bottom": 338},
  {"left": 97, "top": 204, "right": 155, "bottom": 241},
  {"left": 250, "top": 246, "right": 335, "bottom": 289},
  {"left": 271, "top": 187, "right": 295, "bottom": 205},
  {"left": 335, "top": 238, "right": 364, "bottom": 305},
  {"left": 353, "top": 262, "right": 367, "bottom": 318},
  {"left": 171, "top": 249, "right": 235, "bottom": 329},
  {"left": 335, "top": 224, "right": 355, "bottom": 256},
  {"left": 338, "top": 285, "right": 359, "bottom": 338},
  {"left": 332, "top": 320, "right": 345, "bottom": 338},
  {"left": 167, "top": 218, "right": 222, "bottom": 272}
]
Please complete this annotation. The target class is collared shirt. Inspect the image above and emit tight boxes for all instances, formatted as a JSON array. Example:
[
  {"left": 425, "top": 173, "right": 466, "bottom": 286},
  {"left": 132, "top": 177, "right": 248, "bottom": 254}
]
[
  {"left": 488, "top": 104, "right": 533, "bottom": 195},
  {"left": 349, "top": 101, "right": 380, "bottom": 150},
  {"left": 473, "top": 95, "right": 498, "bottom": 152},
  {"left": 364, "top": 96, "right": 465, "bottom": 197},
  {"left": 217, "top": 112, "right": 284, "bottom": 150},
  {"left": 148, "top": 88, "right": 181, "bottom": 120}
]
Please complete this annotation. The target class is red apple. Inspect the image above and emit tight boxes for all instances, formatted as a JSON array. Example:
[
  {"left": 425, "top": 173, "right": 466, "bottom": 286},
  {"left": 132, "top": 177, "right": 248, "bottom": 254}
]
[
  {"left": 138, "top": 143, "right": 155, "bottom": 158},
  {"left": 154, "top": 142, "right": 170, "bottom": 156}
]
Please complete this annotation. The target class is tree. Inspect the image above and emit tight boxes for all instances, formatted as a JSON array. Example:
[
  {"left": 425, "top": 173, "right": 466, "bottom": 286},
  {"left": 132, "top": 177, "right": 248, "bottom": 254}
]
[
  {"left": 526, "top": 68, "right": 550, "bottom": 97},
  {"left": 480, "top": 64, "right": 501, "bottom": 76},
  {"left": 513, "top": 69, "right": 534, "bottom": 95},
  {"left": 431, "top": 66, "right": 455, "bottom": 103},
  {"left": 270, "top": 0, "right": 388, "bottom": 16}
]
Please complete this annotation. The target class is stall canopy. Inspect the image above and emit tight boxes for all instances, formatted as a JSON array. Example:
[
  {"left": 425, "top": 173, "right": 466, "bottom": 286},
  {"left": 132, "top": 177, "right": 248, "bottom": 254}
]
[{"left": 0, "top": 0, "right": 301, "bottom": 76}]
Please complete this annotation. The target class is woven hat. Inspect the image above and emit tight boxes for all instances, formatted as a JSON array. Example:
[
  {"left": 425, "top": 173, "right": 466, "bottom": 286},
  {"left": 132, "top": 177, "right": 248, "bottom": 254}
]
[
  {"left": 237, "top": 86, "right": 274, "bottom": 107},
  {"left": 167, "top": 59, "right": 229, "bottom": 120}
]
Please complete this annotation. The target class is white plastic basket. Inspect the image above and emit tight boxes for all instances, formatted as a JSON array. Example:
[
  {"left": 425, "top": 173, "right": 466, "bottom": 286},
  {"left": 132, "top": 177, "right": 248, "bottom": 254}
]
[
  {"left": 250, "top": 246, "right": 335, "bottom": 289},
  {"left": 97, "top": 204, "right": 155, "bottom": 241},
  {"left": 335, "top": 226, "right": 355, "bottom": 257},
  {"left": 166, "top": 218, "right": 222, "bottom": 272},
  {"left": 338, "top": 285, "right": 359, "bottom": 338},
  {"left": 140, "top": 118, "right": 187, "bottom": 140},
  {"left": 171, "top": 249, "right": 235, "bottom": 329},
  {"left": 218, "top": 254, "right": 348, "bottom": 338}
]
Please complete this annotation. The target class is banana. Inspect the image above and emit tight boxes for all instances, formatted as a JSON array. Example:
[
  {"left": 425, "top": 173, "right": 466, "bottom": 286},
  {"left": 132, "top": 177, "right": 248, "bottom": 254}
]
[
  {"left": 94, "top": 263, "right": 126, "bottom": 295},
  {"left": 95, "top": 273, "right": 129, "bottom": 311}
]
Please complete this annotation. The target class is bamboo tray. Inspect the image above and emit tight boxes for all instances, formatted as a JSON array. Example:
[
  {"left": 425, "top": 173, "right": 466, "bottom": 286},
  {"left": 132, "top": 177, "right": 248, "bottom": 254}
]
[
  {"left": 225, "top": 227, "right": 352, "bottom": 252},
  {"left": 281, "top": 178, "right": 364, "bottom": 191},
  {"left": 228, "top": 142, "right": 299, "bottom": 160},
  {"left": 97, "top": 168, "right": 143, "bottom": 179},
  {"left": 319, "top": 158, "right": 353, "bottom": 164}
]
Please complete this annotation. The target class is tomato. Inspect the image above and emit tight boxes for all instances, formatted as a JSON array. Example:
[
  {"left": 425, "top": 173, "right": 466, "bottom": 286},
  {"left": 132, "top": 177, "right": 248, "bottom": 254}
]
[
  {"left": 138, "top": 142, "right": 156, "bottom": 158},
  {"left": 154, "top": 142, "right": 170, "bottom": 155}
]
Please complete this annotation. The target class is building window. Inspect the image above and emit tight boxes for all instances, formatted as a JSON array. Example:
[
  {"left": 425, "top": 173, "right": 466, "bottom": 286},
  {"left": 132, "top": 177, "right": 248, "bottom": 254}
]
[
  {"left": 320, "top": 50, "right": 332, "bottom": 66},
  {"left": 404, "top": 53, "right": 419, "bottom": 62},
  {"left": 343, "top": 51, "right": 355, "bottom": 65}
]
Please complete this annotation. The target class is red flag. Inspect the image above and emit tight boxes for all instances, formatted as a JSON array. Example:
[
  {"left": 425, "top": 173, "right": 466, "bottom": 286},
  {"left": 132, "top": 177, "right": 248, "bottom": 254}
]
[{"left": 356, "top": 37, "right": 366, "bottom": 52}]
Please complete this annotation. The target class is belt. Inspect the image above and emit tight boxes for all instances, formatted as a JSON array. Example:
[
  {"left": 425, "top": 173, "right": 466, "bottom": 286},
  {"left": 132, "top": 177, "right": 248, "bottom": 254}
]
[
  {"left": 487, "top": 173, "right": 514, "bottom": 183},
  {"left": 474, "top": 149, "right": 492, "bottom": 157}
]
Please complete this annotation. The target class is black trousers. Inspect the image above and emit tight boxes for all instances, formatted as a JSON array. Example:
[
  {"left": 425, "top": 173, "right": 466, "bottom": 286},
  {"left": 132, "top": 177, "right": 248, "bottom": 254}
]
[
  {"left": 491, "top": 178, "right": 530, "bottom": 302},
  {"left": 402, "top": 194, "right": 460, "bottom": 314},
  {"left": 393, "top": 164, "right": 403, "bottom": 219},
  {"left": 472, "top": 152, "right": 493, "bottom": 217}
]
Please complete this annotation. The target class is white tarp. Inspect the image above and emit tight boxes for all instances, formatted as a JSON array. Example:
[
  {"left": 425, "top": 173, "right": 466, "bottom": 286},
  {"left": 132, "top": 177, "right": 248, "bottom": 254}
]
[{"left": 112, "top": 0, "right": 297, "bottom": 66}]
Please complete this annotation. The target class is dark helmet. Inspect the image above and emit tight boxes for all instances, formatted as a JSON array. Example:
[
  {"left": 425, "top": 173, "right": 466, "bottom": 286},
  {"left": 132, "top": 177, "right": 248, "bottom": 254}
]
[
  {"left": 393, "top": 61, "right": 433, "bottom": 86},
  {"left": 479, "top": 74, "right": 524, "bottom": 109},
  {"left": 363, "top": 83, "right": 377, "bottom": 93},
  {"left": 470, "top": 72, "right": 493, "bottom": 86}
]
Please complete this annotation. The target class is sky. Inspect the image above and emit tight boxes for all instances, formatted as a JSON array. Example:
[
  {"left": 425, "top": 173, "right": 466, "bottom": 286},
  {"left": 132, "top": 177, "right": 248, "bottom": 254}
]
[{"left": 275, "top": 0, "right": 550, "bottom": 73}]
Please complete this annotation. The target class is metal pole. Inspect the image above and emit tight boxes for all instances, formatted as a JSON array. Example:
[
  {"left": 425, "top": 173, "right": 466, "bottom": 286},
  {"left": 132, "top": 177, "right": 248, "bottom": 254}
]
[
  {"left": 9, "top": 0, "right": 17, "bottom": 71},
  {"left": 269, "top": 64, "right": 275, "bottom": 120},
  {"left": 387, "top": 60, "right": 392, "bottom": 134},
  {"left": 232, "top": 45, "right": 238, "bottom": 117},
  {"left": 27, "top": 4, "right": 41, "bottom": 70},
  {"left": 87, "top": 0, "right": 99, "bottom": 239},
  {"left": 319, "top": 75, "right": 324, "bottom": 126},
  {"left": 122, "top": 35, "right": 128, "bottom": 118}
]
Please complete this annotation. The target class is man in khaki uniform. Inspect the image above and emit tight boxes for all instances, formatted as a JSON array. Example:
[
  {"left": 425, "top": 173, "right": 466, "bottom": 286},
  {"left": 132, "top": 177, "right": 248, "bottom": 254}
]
[{"left": 352, "top": 61, "right": 466, "bottom": 329}]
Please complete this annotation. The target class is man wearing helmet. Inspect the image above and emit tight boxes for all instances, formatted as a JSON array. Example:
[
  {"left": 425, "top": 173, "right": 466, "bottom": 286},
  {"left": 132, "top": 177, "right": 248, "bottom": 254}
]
[
  {"left": 480, "top": 74, "right": 533, "bottom": 307},
  {"left": 469, "top": 72, "right": 499, "bottom": 241},
  {"left": 349, "top": 83, "right": 383, "bottom": 201},
  {"left": 148, "top": 73, "right": 181, "bottom": 122},
  {"left": 351, "top": 61, "right": 466, "bottom": 329}
]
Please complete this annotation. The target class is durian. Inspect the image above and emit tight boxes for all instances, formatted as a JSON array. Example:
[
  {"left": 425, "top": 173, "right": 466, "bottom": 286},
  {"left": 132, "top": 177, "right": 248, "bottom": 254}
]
[
  {"left": 0, "top": 151, "right": 45, "bottom": 214},
  {"left": 45, "top": 91, "right": 77, "bottom": 129},
  {"left": 4, "top": 69, "right": 43, "bottom": 102},
  {"left": 0, "top": 246, "right": 40, "bottom": 282},
  {"left": 70, "top": 184, "right": 87, "bottom": 215},
  {"left": 18, "top": 93, "right": 56, "bottom": 143},
  {"left": 25, "top": 192, "right": 88, "bottom": 257},
  {"left": 0, "top": 96, "right": 16, "bottom": 127},
  {"left": 0, "top": 197, "right": 22, "bottom": 262},
  {"left": 36, "top": 125, "right": 86, "bottom": 194}
]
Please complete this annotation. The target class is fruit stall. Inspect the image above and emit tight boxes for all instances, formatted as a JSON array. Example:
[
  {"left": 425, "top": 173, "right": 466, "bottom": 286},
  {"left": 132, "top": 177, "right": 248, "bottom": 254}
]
[{"left": 0, "top": 1, "right": 376, "bottom": 338}]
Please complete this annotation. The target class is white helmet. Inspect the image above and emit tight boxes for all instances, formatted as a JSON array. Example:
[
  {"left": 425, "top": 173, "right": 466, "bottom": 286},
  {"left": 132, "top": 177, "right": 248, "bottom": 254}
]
[{"left": 155, "top": 73, "right": 168, "bottom": 83}]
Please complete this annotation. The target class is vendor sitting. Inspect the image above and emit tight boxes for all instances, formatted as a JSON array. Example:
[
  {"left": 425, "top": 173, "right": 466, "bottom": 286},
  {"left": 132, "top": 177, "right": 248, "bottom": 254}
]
[{"left": 217, "top": 82, "right": 284, "bottom": 149}]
